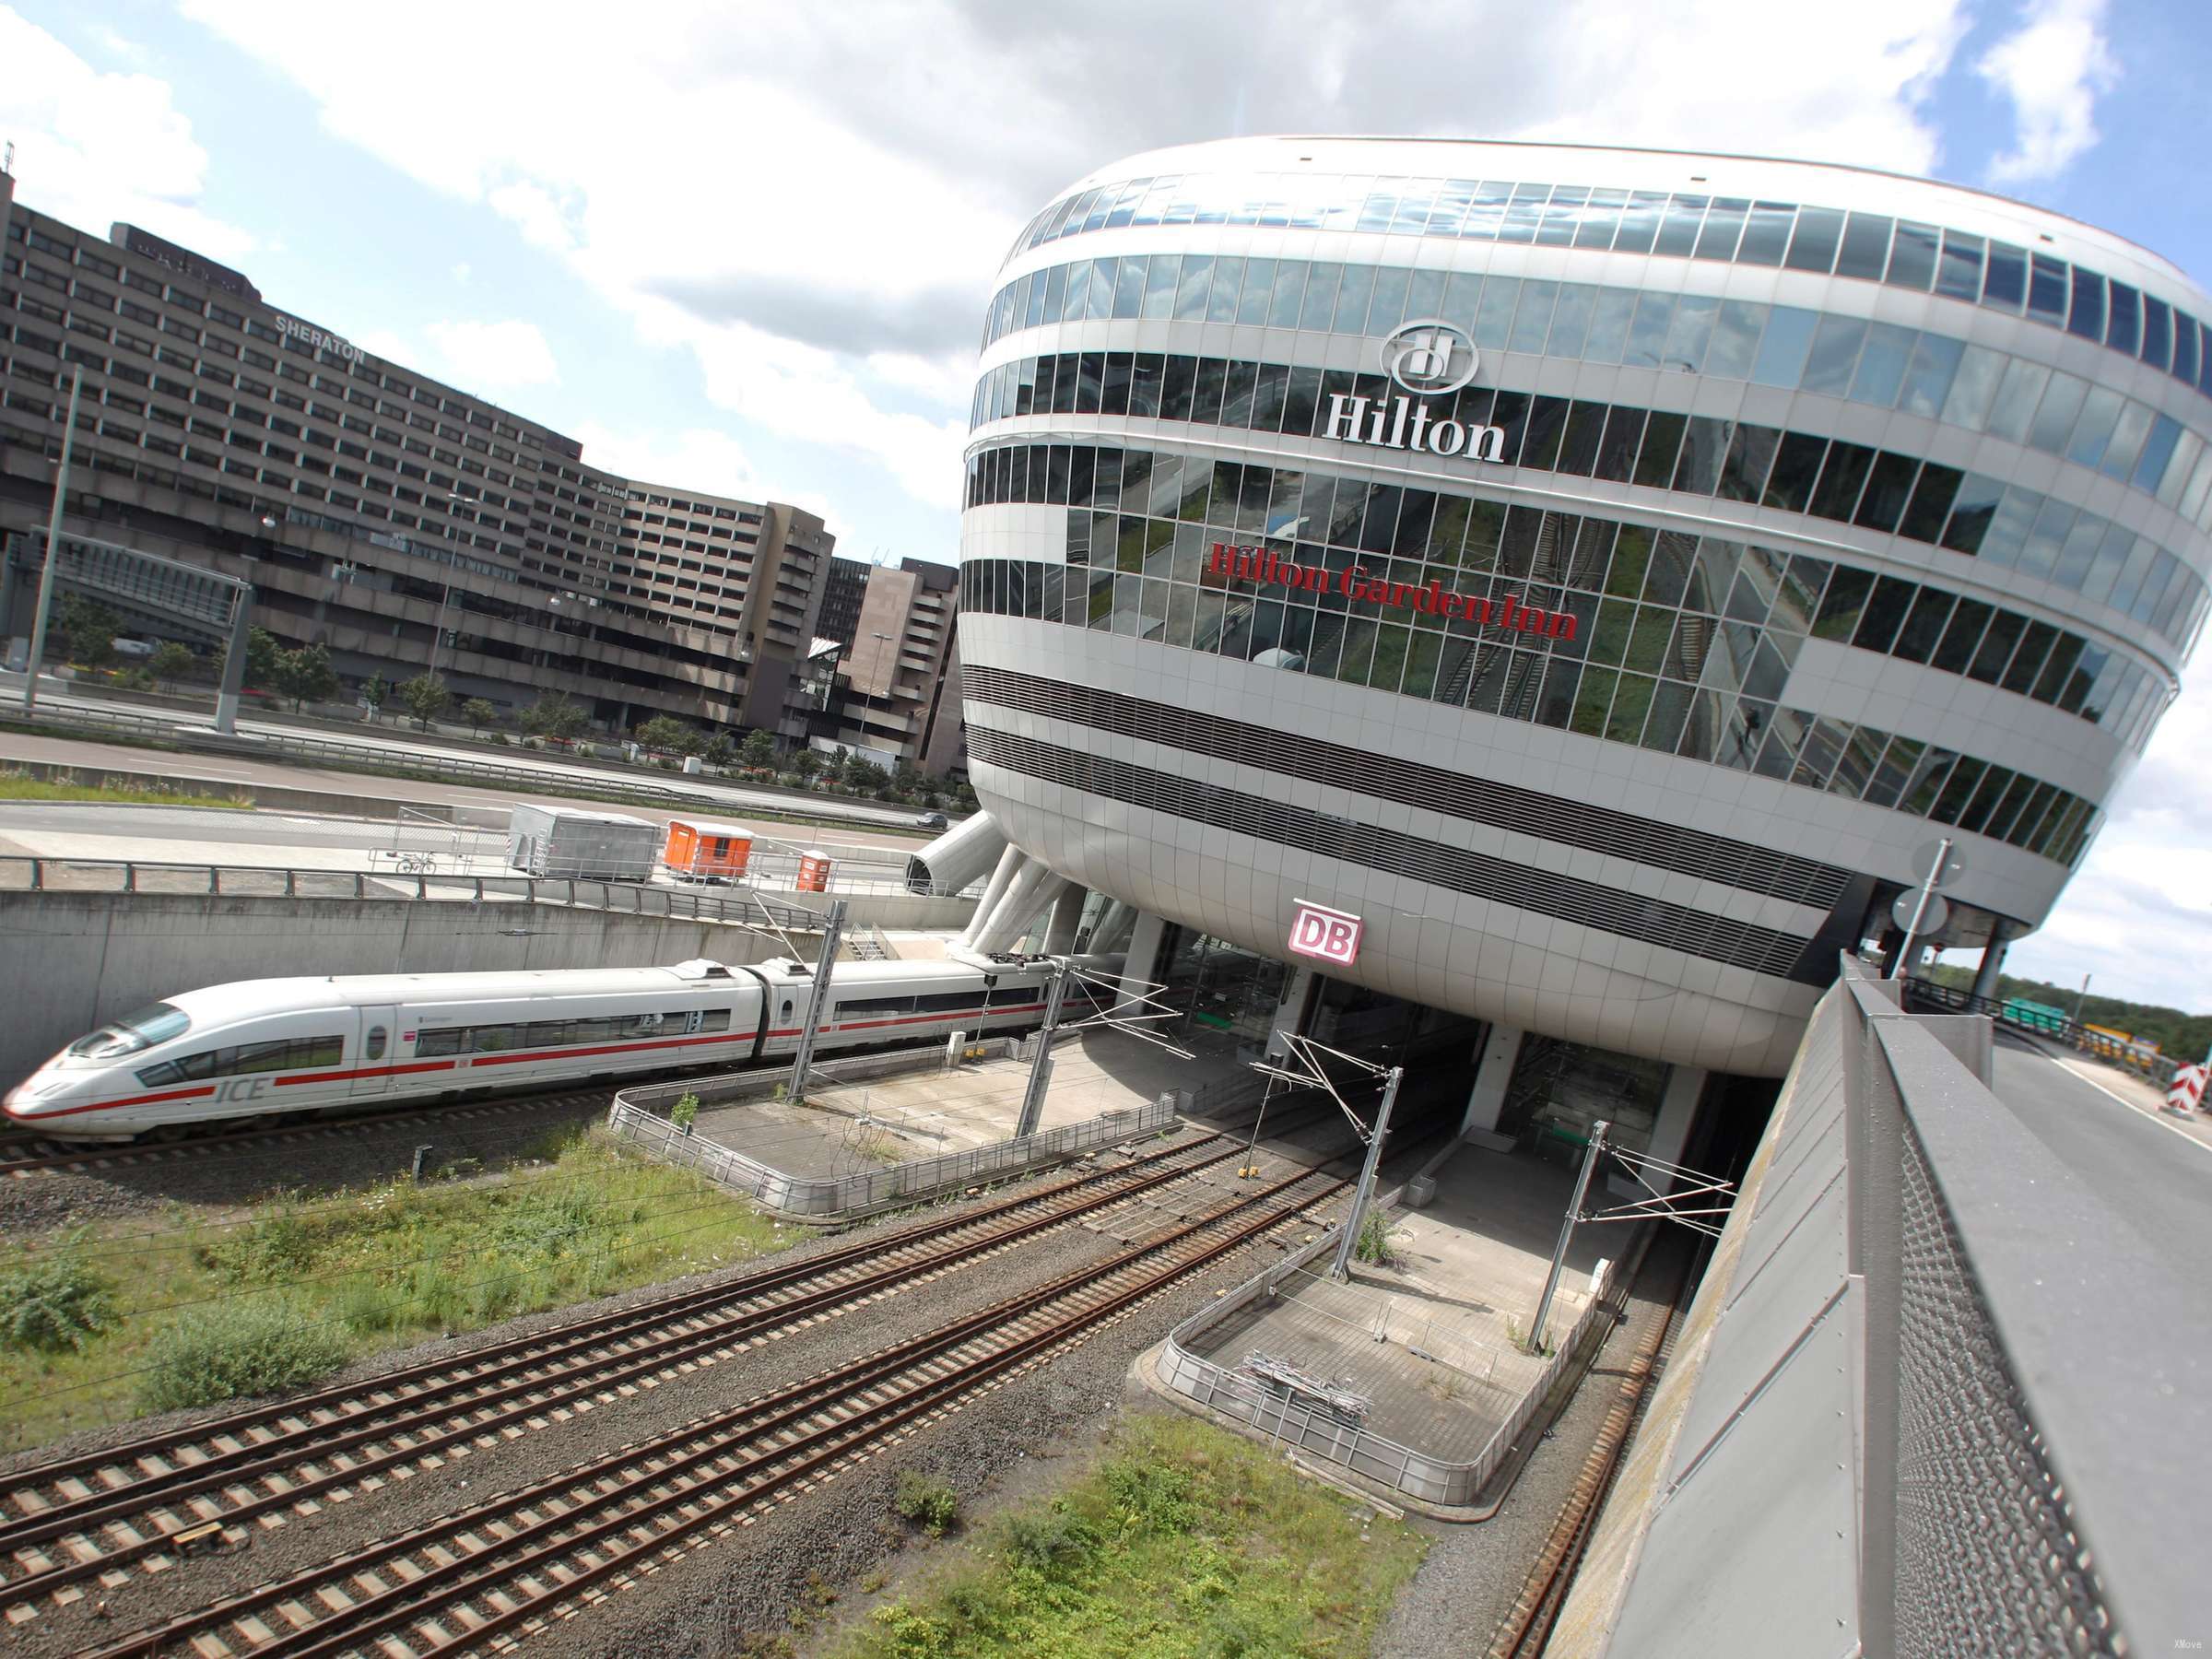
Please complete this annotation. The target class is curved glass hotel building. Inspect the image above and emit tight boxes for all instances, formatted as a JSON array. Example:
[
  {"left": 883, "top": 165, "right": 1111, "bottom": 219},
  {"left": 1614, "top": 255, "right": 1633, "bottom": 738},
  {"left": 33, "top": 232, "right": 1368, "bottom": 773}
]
[{"left": 953, "top": 137, "right": 2206, "bottom": 1146}]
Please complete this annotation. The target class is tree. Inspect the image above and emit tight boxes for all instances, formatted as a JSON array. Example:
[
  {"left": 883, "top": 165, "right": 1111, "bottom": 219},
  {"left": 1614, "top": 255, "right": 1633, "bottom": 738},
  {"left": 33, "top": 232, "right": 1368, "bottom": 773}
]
[
  {"left": 244, "top": 626, "right": 283, "bottom": 690},
  {"left": 845, "top": 757, "right": 890, "bottom": 793},
  {"left": 57, "top": 594, "right": 119, "bottom": 670},
  {"left": 893, "top": 758, "right": 923, "bottom": 797},
  {"left": 270, "top": 643, "right": 339, "bottom": 711},
  {"left": 635, "top": 715, "right": 690, "bottom": 754},
  {"left": 399, "top": 673, "right": 452, "bottom": 731},
  {"left": 702, "top": 732, "right": 737, "bottom": 769},
  {"left": 520, "top": 693, "right": 588, "bottom": 742},
  {"left": 740, "top": 729, "right": 777, "bottom": 771},
  {"left": 148, "top": 642, "right": 195, "bottom": 689},
  {"left": 359, "top": 676, "right": 389, "bottom": 721},
  {"left": 789, "top": 749, "right": 822, "bottom": 787},
  {"left": 830, "top": 745, "right": 853, "bottom": 787},
  {"left": 462, "top": 697, "right": 498, "bottom": 736}
]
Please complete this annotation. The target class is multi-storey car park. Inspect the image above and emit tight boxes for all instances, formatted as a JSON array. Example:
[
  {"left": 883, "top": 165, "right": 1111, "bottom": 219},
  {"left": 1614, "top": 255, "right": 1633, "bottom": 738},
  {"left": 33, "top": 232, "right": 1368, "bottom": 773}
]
[
  {"left": 0, "top": 168, "right": 833, "bottom": 735},
  {"left": 949, "top": 136, "right": 2209, "bottom": 1165}
]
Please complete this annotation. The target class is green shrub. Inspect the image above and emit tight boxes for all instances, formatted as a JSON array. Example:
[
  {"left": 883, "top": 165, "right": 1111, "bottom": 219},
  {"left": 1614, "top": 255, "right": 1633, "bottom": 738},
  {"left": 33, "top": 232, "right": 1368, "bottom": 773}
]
[
  {"left": 894, "top": 1469, "right": 960, "bottom": 1536},
  {"left": 1099, "top": 1453, "right": 1196, "bottom": 1535},
  {"left": 996, "top": 1507, "right": 1098, "bottom": 1577},
  {"left": 138, "top": 1300, "right": 347, "bottom": 1412},
  {"left": 1353, "top": 1209, "right": 1397, "bottom": 1266},
  {"left": 0, "top": 1236, "right": 119, "bottom": 1352},
  {"left": 671, "top": 1092, "right": 700, "bottom": 1132}
]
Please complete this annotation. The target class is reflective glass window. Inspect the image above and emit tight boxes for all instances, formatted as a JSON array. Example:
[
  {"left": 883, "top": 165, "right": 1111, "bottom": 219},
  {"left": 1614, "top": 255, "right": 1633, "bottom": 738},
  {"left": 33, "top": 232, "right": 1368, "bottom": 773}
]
[
  {"left": 1936, "top": 230, "right": 1984, "bottom": 300},
  {"left": 1899, "top": 465, "right": 1961, "bottom": 543},
  {"left": 1615, "top": 191, "right": 1666, "bottom": 253},
  {"left": 1854, "top": 453, "right": 1919, "bottom": 532},
  {"left": 1654, "top": 194, "right": 1706, "bottom": 256},
  {"left": 1897, "top": 334, "right": 1964, "bottom": 418},
  {"left": 2171, "top": 313, "right": 2199, "bottom": 385},
  {"left": 1509, "top": 280, "right": 1559, "bottom": 353},
  {"left": 1835, "top": 212, "right": 1894, "bottom": 279},
  {"left": 1983, "top": 359, "right": 2050, "bottom": 444},
  {"left": 1983, "top": 242, "right": 2028, "bottom": 311},
  {"left": 1749, "top": 306, "right": 1818, "bottom": 387},
  {"left": 1801, "top": 315, "right": 1866, "bottom": 395},
  {"left": 1784, "top": 206, "right": 1844, "bottom": 272},
  {"left": 2106, "top": 281, "right": 2141, "bottom": 354},
  {"left": 1849, "top": 324, "right": 1915, "bottom": 406},
  {"left": 1762, "top": 432, "right": 1827, "bottom": 513},
  {"left": 1623, "top": 292, "right": 1675, "bottom": 368},
  {"left": 1583, "top": 288, "right": 1635, "bottom": 364},
  {"left": 2025, "top": 371, "right": 2088, "bottom": 454},
  {"left": 1547, "top": 284, "right": 1598, "bottom": 359},
  {"left": 1694, "top": 199, "right": 1747, "bottom": 261},
  {"left": 1886, "top": 221, "right": 1939, "bottom": 290},
  {"left": 2143, "top": 295, "right": 2173, "bottom": 370},
  {"left": 1938, "top": 344, "right": 2004, "bottom": 430},
  {"left": 2027, "top": 254, "right": 2069, "bottom": 324},
  {"left": 2065, "top": 386, "right": 2124, "bottom": 469},
  {"left": 1738, "top": 202, "right": 1794, "bottom": 266},
  {"left": 1706, "top": 300, "right": 1766, "bottom": 379},
  {"left": 2066, "top": 268, "right": 2105, "bottom": 341}
]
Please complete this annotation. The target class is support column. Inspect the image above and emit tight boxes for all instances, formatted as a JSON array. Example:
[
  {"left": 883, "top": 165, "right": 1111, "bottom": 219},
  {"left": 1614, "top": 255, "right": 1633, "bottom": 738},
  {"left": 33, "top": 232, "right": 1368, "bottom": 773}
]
[
  {"left": 1042, "top": 884, "right": 1087, "bottom": 956},
  {"left": 212, "top": 589, "right": 254, "bottom": 737},
  {"left": 1459, "top": 1024, "right": 1522, "bottom": 1149},
  {"left": 1618, "top": 1064, "right": 1706, "bottom": 1197},
  {"left": 1970, "top": 924, "right": 2011, "bottom": 1004},
  {"left": 959, "top": 845, "right": 1024, "bottom": 949},
  {"left": 1264, "top": 965, "right": 1315, "bottom": 1058},
  {"left": 1112, "top": 911, "right": 1169, "bottom": 1019}
]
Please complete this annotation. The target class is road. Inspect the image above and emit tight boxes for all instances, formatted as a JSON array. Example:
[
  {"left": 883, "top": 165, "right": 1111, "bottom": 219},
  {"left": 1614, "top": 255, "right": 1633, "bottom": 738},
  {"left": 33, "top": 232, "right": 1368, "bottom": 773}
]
[
  {"left": 1990, "top": 1032, "right": 2212, "bottom": 1318},
  {"left": 0, "top": 675, "right": 932, "bottom": 830}
]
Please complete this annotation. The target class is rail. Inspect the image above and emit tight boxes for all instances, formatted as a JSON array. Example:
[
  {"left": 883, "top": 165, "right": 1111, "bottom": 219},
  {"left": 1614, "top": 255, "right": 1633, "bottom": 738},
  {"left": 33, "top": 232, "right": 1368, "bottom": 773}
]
[
  {"left": 1157, "top": 1191, "right": 1613, "bottom": 1507},
  {"left": 1557, "top": 958, "right": 2210, "bottom": 1656},
  {"left": 607, "top": 1053, "right": 1181, "bottom": 1219},
  {"left": 0, "top": 853, "right": 838, "bottom": 932},
  {"left": 0, "top": 696, "right": 930, "bottom": 834}
]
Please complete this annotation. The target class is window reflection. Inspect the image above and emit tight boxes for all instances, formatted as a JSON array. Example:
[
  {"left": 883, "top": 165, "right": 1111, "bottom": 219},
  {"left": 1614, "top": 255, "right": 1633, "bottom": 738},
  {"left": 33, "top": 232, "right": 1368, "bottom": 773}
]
[{"left": 1003, "top": 169, "right": 2212, "bottom": 404}]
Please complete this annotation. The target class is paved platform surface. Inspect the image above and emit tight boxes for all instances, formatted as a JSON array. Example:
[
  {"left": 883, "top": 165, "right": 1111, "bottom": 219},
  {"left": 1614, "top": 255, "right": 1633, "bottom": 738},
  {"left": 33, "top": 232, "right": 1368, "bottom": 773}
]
[{"left": 1178, "top": 1140, "right": 1614, "bottom": 1463}]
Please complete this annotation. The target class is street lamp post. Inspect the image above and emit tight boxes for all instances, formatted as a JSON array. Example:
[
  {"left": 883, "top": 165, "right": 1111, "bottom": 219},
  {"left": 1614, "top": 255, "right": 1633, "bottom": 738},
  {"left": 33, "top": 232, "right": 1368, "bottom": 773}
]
[{"left": 20, "top": 366, "right": 86, "bottom": 714}]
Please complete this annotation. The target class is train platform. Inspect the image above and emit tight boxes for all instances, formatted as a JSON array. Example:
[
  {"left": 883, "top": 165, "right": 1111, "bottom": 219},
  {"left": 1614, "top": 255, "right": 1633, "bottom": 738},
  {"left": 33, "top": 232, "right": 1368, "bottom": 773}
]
[
  {"left": 691, "top": 1026, "right": 1253, "bottom": 1166},
  {"left": 1137, "top": 1137, "right": 1630, "bottom": 1516}
]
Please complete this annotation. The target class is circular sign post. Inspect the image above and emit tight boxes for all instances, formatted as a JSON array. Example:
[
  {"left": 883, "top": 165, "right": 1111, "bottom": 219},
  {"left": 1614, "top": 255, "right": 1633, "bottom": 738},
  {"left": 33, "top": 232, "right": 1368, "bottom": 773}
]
[{"left": 1887, "top": 836, "right": 1956, "bottom": 982}]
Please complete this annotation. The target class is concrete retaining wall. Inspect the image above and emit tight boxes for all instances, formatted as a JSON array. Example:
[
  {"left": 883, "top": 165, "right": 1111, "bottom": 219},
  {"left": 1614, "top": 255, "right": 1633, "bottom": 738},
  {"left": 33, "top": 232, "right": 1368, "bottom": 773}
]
[{"left": 1, "top": 891, "right": 840, "bottom": 1085}]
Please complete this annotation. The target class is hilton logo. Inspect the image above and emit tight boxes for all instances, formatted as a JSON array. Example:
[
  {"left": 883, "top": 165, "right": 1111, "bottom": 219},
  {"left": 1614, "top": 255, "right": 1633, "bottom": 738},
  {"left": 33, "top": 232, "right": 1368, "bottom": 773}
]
[{"left": 1327, "top": 319, "right": 1505, "bottom": 462}]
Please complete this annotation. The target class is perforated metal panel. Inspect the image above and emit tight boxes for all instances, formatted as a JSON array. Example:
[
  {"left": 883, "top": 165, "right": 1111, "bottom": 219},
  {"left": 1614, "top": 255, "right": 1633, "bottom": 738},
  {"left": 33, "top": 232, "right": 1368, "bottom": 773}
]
[{"left": 1894, "top": 1123, "right": 2122, "bottom": 1658}]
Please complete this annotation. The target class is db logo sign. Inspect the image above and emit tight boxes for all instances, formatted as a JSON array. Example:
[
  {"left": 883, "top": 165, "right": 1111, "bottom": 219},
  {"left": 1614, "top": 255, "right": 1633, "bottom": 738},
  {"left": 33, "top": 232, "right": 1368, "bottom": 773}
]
[{"left": 1288, "top": 900, "right": 1364, "bottom": 968}]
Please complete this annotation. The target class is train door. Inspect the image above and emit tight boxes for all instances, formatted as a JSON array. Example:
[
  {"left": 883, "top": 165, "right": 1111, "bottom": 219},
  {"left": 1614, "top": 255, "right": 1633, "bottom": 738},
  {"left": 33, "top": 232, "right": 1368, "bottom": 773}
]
[{"left": 353, "top": 1005, "right": 400, "bottom": 1100}]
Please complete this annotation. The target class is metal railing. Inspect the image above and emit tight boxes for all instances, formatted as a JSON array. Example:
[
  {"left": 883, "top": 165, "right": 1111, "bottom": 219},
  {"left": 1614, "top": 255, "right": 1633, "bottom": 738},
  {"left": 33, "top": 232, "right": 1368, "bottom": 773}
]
[
  {"left": 1157, "top": 1190, "right": 1614, "bottom": 1508},
  {"left": 0, "top": 696, "right": 929, "bottom": 833},
  {"left": 1561, "top": 958, "right": 2206, "bottom": 1657},
  {"left": 0, "top": 853, "right": 838, "bottom": 931},
  {"left": 606, "top": 1051, "right": 1179, "bottom": 1218}
]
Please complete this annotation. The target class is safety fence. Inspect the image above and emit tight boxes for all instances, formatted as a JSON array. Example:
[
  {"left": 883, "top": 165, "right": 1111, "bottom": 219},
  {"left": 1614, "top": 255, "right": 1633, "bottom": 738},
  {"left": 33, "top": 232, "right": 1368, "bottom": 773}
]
[
  {"left": 606, "top": 1049, "right": 1180, "bottom": 1219},
  {"left": 1158, "top": 1199, "right": 1613, "bottom": 1508},
  {"left": 0, "top": 696, "right": 928, "bottom": 834}
]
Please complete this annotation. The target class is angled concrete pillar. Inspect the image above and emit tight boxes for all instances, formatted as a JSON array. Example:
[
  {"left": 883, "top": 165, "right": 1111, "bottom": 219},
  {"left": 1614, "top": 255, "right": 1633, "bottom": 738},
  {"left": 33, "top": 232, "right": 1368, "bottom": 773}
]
[
  {"left": 1460, "top": 1024, "right": 1522, "bottom": 1149},
  {"left": 1618, "top": 1063, "right": 1706, "bottom": 1197},
  {"left": 1971, "top": 924, "right": 2011, "bottom": 1003},
  {"left": 1112, "top": 910, "right": 1170, "bottom": 1020},
  {"left": 1265, "top": 965, "right": 1316, "bottom": 1056},
  {"left": 959, "top": 844, "right": 1026, "bottom": 948},
  {"left": 1042, "top": 883, "right": 1087, "bottom": 955}
]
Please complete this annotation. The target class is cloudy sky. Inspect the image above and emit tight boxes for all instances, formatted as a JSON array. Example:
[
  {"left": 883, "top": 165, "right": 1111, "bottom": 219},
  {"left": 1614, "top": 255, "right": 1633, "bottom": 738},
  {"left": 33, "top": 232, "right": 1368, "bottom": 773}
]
[{"left": 2, "top": 0, "right": 2207, "bottom": 1007}]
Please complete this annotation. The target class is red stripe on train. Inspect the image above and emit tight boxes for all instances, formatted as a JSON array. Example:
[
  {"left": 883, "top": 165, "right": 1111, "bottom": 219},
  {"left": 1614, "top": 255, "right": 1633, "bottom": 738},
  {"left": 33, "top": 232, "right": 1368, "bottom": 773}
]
[{"left": 10, "top": 1084, "right": 219, "bottom": 1120}]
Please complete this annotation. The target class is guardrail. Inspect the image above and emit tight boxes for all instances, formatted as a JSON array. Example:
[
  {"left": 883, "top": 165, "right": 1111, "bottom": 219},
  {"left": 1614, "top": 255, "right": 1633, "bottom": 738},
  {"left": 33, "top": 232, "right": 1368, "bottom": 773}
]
[
  {"left": 1157, "top": 1195, "right": 1614, "bottom": 1508},
  {"left": 0, "top": 696, "right": 933, "bottom": 834},
  {"left": 1558, "top": 957, "right": 2207, "bottom": 1656},
  {"left": 606, "top": 1053, "right": 1180, "bottom": 1219},
  {"left": 0, "top": 853, "right": 838, "bottom": 932}
]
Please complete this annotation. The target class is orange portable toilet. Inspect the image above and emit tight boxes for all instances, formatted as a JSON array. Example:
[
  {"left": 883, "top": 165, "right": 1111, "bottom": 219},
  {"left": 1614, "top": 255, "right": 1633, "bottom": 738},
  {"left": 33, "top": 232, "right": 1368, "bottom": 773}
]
[
  {"left": 795, "top": 850, "right": 832, "bottom": 892},
  {"left": 661, "top": 818, "right": 753, "bottom": 883}
]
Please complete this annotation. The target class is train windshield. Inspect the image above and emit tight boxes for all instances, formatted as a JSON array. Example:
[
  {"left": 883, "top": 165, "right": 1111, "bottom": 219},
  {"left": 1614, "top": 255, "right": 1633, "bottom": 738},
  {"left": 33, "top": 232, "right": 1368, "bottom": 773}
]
[{"left": 65, "top": 1002, "right": 192, "bottom": 1059}]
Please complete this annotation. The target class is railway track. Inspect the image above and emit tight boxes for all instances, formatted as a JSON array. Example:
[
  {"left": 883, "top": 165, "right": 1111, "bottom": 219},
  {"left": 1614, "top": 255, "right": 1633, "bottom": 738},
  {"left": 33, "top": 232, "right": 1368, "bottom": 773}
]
[
  {"left": 1488, "top": 1236, "right": 1695, "bottom": 1659},
  {"left": 0, "top": 1091, "right": 616, "bottom": 1180},
  {"left": 0, "top": 1129, "right": 1245, "bottom": 1620},
  {"left": 78, "top": 1160, "right": 1343, "bottom": 1659}
]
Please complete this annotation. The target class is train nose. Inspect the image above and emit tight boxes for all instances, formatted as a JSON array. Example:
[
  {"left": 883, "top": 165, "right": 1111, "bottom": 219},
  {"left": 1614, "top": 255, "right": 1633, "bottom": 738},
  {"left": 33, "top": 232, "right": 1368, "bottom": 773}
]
[{"left": 5, "top": 1073, "right": 70, "bottom": 1122}]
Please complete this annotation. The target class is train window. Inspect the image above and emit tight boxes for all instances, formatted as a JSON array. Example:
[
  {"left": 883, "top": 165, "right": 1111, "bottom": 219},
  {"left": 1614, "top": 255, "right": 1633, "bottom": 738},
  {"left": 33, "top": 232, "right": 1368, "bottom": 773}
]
[
  {"left": 416, "top": 1029, "right": 465, "bottom": 1057},
  {"left": 365, "top": 1026, "right": 388, "bottom": 1062},
  {"left": 781, "top": 1000, "right": 794, "bottom": 1020},
  {"left": 234, "top": 1040, "right": 299, "bottom": 1074},
  {"left": 839, "top": 995, "right": 918, "bottom": 1019},
  {"left": 135, "top": 1061, "right": 182, "bottom": 1087},
  {"left": 69, "top": 1001, "right": 191, "bottom": 1058},
  {"left": 525, "top": 1021, "right": 574, "bottom": 1048},
  {"left": 470, "top": 1025, "right": 520, "bottom": 1053},
  {"left": 914, "top": 993, "right": 986, "bottom": 1014}
]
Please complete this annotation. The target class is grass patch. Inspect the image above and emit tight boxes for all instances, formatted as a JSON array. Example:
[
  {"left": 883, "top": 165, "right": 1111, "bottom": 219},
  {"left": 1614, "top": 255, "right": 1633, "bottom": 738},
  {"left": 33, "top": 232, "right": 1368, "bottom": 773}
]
[
  {"left": 0, "top": 1132, "right": 783, "bottom": 1449},
  {"left": 835, "top": 1414, "right": 1426, "bottom": 1658},
  {"left": 0, "top": 770, "right": 253, "bottom": 808}
]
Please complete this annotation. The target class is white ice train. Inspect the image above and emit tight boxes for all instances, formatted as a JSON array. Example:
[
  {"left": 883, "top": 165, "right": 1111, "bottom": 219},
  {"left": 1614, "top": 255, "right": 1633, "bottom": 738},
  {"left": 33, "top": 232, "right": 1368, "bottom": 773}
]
[{"left": 4, "top": 955, "right": 1116, "bottom": 1140}]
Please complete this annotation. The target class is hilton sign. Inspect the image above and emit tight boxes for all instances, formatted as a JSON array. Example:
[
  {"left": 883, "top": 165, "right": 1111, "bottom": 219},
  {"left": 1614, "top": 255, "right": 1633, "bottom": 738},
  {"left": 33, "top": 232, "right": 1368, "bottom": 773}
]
[
  {"left": 1208, "top": 541, "right": 1580, "bottom": 641},
  {"left": 1327, "top": 320, "right": 1507, "bottom": 462}
]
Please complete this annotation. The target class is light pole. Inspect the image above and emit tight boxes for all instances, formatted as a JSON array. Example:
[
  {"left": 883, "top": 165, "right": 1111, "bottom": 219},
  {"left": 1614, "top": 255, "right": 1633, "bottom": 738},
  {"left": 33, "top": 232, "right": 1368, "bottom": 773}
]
[{"left": 20, "top": 366, "right": 86, "bottom": 714}]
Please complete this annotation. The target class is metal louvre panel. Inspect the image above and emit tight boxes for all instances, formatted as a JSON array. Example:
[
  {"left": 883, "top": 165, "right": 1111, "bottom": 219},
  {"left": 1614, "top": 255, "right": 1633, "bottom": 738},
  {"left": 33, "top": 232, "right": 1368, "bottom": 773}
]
[
  {"left": 968, "top": 725, "right": 1818, "bottom": 981},
  {"left": 960, "top": 663, "right": 1850, "bottom": 909},
  {"left": 1893, "top": 1120, "right": 2121, "bottom": 1657}
]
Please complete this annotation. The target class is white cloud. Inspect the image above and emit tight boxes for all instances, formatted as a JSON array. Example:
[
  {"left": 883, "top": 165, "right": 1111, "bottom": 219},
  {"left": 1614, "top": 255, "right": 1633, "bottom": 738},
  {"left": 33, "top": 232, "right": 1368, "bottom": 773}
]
[
  {"left": 421, "top": 319, "right": 559, "bottom": 389},
  {"left": 0, "top": 6, "right": 254, "bottom": 261},
  {"left": 174, "top": 0, "right": 1978, "bottom": 519},
  {"left": 451, "top": 261, "right": 471, "bottom": 284},
  {"left": 2002, "top": 675, "right": 2212, "bottom": 1009},
  {"left": 1976, "top": 0, "right": 2119, "bottom": 182}
]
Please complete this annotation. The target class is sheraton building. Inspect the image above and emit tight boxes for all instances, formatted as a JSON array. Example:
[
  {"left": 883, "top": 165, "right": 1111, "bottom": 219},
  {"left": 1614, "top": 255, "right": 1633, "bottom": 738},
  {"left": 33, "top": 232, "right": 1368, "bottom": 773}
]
[{"left": 945, "top": 137, "right": 2208, "bottom": 1164}]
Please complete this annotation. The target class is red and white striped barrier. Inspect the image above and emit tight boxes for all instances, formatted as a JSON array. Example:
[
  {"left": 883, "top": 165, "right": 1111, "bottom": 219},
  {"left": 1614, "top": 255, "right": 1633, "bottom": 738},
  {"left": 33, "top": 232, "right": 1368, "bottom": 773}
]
[{"left": 2163, "top": 1062, "right": 2206, "bottom": 1115}]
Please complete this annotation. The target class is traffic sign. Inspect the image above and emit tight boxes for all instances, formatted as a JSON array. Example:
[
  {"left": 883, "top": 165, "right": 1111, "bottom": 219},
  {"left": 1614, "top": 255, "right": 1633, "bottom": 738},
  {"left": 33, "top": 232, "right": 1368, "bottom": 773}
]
[
  {"left": 1911, "top": 840, "right": 1968, "bottom": 888},
  {"left": 1892, "top": 891, "right": 1950, "bottom": 936},
  {"left": 2166, "top": 1063, "right": 2206, "bottom": 1114}
]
